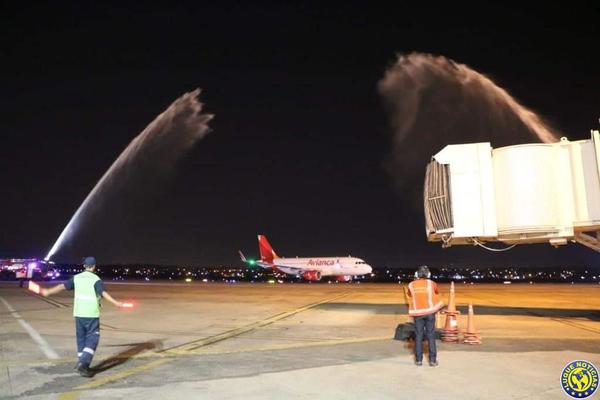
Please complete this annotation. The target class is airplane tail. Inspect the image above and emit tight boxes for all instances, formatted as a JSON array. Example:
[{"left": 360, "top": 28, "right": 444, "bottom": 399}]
[{"left": 258, "top": 235, "right": 279, "bottom": 263}]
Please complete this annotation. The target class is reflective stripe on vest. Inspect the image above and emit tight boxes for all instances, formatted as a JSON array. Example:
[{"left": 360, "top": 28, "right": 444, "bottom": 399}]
[
  {"left": 407, "top": 279, "right": 443, "bottom": 317},
  {"left": 73, "top": 271, "right": 101, "bottom": 318}
]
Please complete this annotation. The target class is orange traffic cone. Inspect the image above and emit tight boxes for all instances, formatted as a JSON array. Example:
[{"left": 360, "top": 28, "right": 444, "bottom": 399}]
[
  {"left": 463, "top": 303, "right": 482, "bottom": 345},
  {"left": 445, "top": 281, "right": 458, "bottom": 314},
  {"left": 441, "top": 313, "right": 460, "bottom": 342},
  {"left": 441, "top": 282, "right": 460, "bottom": 343}
]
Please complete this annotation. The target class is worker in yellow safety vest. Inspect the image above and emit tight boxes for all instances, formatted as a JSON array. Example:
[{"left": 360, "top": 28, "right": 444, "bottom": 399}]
[
  {"left": 41, "top": 256, "right": 125, "bottom": 377},
  {"left": 407, "top": 265, "right": 444, "bottom": 366}
]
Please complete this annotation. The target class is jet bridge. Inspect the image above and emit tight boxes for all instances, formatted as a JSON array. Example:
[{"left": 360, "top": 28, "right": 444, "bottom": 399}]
[{"left": 425, "top": 130, "right": 600, "bottom": 252}]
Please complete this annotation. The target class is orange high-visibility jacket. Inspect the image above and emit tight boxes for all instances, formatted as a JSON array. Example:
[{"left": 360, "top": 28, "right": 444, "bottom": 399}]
[{"left": 407, "top": 278, "right": 444, "bottom": 316}]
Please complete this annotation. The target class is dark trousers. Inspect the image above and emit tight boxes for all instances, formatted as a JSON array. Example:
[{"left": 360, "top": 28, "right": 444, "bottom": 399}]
[
  {"left": 75, "top": 317, "right": 100, "bottom": 366},
  {"left": 414, "top": 313, "right": 437, "bottom": 362}
]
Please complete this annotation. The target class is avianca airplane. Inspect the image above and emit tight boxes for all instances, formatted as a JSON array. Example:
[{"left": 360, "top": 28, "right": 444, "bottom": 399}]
[{"left": 239, "top": 235, "right": 373, "bottom": 282}]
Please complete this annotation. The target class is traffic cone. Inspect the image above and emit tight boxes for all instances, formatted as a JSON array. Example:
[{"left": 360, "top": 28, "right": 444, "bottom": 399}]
[
  {"left": 445, "top": 281, "right": 458, "bottom": 314},
  {"left": 441, "top": 281, "right": 460, "bottom": 343},
  {"left": 441, "top": 313, "right": 460, "bottom": 342},
  {"left": 463, "top": 303, "right": 482, "bottom": 345}
]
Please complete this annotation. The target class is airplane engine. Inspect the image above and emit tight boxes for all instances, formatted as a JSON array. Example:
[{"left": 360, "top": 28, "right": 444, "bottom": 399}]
[
  {"left": 335, "top": 275, "right": 352, "bottom": 282},
  {"left": 302, "top": 271, "right": 322, "bottom": 281}
]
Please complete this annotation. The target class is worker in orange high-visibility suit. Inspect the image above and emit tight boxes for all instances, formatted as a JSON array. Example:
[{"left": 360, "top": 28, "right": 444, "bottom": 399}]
[{"left": 407, "top": 265, "right": 444, "bottom": 366}]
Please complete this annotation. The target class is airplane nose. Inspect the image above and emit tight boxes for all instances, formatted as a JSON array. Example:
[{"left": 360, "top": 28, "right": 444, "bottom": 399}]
[{"left": 365, "top": 265, "right": 373, "bottom": 274}]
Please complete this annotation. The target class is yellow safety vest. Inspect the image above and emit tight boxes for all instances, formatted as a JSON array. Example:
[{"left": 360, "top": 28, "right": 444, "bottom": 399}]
[{"left": 73, "top": 271, "right": 101, "bottom": 318}]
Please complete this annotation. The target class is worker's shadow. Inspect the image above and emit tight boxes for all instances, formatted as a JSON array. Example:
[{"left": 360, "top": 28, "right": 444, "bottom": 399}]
[{"left": 92, "top": 340, "right": 163, "bottom": 374}]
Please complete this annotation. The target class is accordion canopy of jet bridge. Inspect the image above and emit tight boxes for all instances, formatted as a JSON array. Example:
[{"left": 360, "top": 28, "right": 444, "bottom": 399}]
[{"left": 425, "top": 130, "right": 600, "bottom": 252}]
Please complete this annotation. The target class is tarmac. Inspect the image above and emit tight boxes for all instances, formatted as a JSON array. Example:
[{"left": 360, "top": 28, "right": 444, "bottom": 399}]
[{"left": 1, "top": 281, "right": 599, "bottom": 399}]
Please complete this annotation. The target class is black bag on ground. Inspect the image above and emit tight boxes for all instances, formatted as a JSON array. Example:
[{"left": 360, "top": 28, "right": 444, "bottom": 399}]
[
  {"left": 394, "top": 322, "right": 415, "bottom": 341},
  {"left": 394, "top": 322, "right": 443, "bottom": 341}
]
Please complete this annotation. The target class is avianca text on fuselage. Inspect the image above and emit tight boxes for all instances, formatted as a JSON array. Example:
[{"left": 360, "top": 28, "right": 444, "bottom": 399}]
[
  {"left": 239, "top": 235, "right": 373, "bottom": 282},
  {"left": 307, "top": 259, "right": 338, "bottom": 266}
]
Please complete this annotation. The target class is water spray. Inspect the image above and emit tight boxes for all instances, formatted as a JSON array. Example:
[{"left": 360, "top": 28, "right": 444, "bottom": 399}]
[
  {"left": 378, "top": 52, "right": 560, "bottom": 195},
  {"left": 379, "top": 52, "right": 559, "bottom": 146},
  {"left": 46, "top": 89, "right": 213, "bottom": 261}
]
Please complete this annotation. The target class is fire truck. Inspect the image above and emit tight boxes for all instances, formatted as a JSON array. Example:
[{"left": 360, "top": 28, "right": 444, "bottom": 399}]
[{"left": 0, "top": 259, "right": 59, "bottom": 286}]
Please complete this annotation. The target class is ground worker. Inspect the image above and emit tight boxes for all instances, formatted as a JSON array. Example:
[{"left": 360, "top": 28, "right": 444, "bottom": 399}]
[
  {"left": 407, "top": 265, "right": 444, "bottom": 366},
  {"left": 41, "top": 256, "right": 125, "bottom": 377}
]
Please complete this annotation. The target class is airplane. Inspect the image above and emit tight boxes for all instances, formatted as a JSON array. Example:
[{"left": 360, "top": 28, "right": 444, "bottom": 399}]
[{"left": 239, "top": 235, "right": 373, "bottom": 282}]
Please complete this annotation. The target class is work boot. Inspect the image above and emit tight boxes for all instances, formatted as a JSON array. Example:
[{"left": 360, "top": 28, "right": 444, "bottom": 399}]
[
  {"left": 77, "top": 363, "right": 94, "bottom": 378},
  {"left": 415, "top": 360, "right": 423, "bottom": 366},
  {"left": 429, "top": 360, "right": 439, "bottom": 367}
]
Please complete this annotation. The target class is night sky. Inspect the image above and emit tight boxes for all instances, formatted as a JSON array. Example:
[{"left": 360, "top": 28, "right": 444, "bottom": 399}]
[{"left": 2, "top": 3, "right": 599, "bottom": 268}]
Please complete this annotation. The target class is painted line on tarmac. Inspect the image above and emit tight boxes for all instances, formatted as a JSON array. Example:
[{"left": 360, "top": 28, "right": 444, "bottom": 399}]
[
  {"left": 2, "top": 334, "right": 377, "bottom": 367},
  {"left": 162, "top": 291, "right": 352, "bottom": 353},
  {"left": 0, "top": 296, "right": 60, "bottom": 359},
  {"left": 186, "top": 335, "right": 394, "bottom": 355},
  {"left": 7, "top": 334, "right": 600, "bottom": 368},
  {"left": 549, "top": 317, "right": 600, "bottom": 335},
  {"left": 56, "top": 291, "right": 352, "bottom": 399},
  {"left": 518, "top": 306, "right": 600, "bottom": 335},
  {"left": 57, "top": 359, "right": 171, "bottom": 400}
]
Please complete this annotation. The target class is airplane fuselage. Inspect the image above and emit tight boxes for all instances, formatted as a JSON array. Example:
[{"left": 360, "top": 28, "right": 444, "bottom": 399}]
[
  {"left": 273, "top": 257, "right": 372, "bottom": 277},
  {"left": 241, "top": 235, "right": 373, "bottom": 281}
]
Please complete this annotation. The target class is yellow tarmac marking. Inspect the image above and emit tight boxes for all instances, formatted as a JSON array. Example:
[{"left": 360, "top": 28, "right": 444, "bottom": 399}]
[
  {"left": 57, "top": 359, "right": 171, "bottom": 400},
  {"left": 2, "top": 335, "right": 386, "bottom": 368},
  {"left": 57, "top": 392, "right": 78, "bottom": 400},
  {"left": 187, "top": 335, "right": 600, "bottom": 355},
  {"left": 56, "top": 291, "right": 351, "bottom": 399},
  {"left": 161, "top": 291, "right": 352, "bottom": 353},
  {"left": 188, "top": 335, "right": 393, "bottom": 355},
  {"left": 57, "top": 336, "right": 392, "bottom": 399},
  {"left": 550, "top": 318, "right": 600, "bottom": 335},
  {"left": 4, "top": 334, "right": 600, "bottom": 368}
]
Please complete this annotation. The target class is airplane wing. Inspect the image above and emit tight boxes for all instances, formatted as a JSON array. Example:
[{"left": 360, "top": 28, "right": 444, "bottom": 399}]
[
  {"left": 278, "top": 266, "right": 304, "bottom": 274},
  {"left": 254, "top": 260, "right": 305, "bottom": 275},
  {"left": 255, "top": 261, "right": 275, "bottom": 269},
  {"left": 239, "top": 251, "right": 274, "bottom": 269}
]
